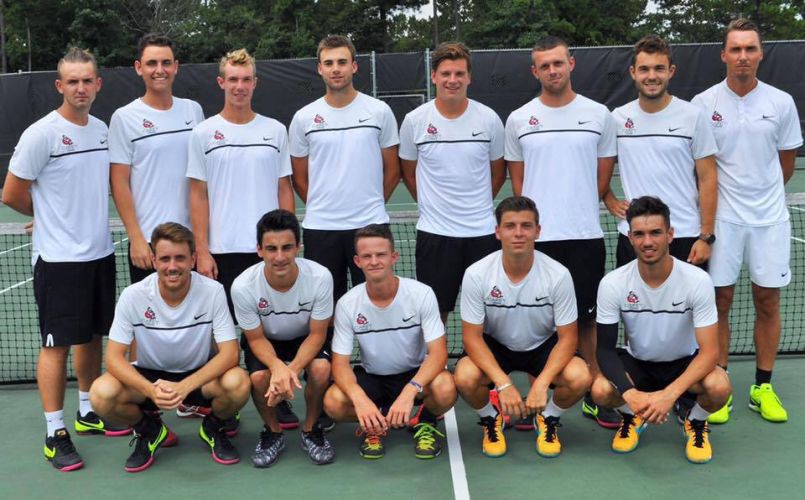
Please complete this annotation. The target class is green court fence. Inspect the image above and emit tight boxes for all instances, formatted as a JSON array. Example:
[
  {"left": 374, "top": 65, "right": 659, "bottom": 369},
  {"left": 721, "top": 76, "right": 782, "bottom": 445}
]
[{"left": 2, "top": 199, "right": 805, "bottom": 384}]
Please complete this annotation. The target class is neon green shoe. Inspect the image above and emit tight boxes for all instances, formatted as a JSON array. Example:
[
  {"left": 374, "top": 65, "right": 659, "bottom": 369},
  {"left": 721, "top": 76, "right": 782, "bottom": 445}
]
[
  {"left": 707, "top": 394, "right": 732, "bottom": 425},
  {"left": 749, "top": 384, "right": 788, "bottom": 423}
]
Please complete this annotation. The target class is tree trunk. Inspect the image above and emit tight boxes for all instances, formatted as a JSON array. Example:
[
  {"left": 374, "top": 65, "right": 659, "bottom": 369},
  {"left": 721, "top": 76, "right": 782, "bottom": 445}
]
[{"left": 0, "top": 0, "right": 7, "bottom": 74}]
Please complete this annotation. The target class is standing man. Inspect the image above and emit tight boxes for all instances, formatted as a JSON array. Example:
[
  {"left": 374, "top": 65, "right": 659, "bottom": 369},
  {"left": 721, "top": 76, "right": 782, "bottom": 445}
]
[
  {"left": 454, "top": 196, "right": 591, "bottom": 458},
  {"left": 399, "top": 41, "right": 505, "bottom": 324},
  {"left": 593, "top": 196, "right": 731, "bottom": 464},
  {"left": 505, "top": 36, "right": 619, "bottom": 428},
  {"left": 231, "top": 210, "right": 336, "bottom": 468},
  {"left": 188, "top": 48, "right": 294, "bottom": 312},
  {"left": 2, "top": 48, "right": 127, "bottom": 472},
  {"left": 692, "top": 19, "right": 803, "bottom": 424},
  {"left": 90, "top": 223, "right": 250, "bottom": 472},
  {"left": 324, "top": 225, "right": 456, "bottom": 460},
  {"left": 109, "top": 33, "right": 204, "bottom": 284},
  {"left": 604, "top": 35, "right": 718, "bottom": 270}
]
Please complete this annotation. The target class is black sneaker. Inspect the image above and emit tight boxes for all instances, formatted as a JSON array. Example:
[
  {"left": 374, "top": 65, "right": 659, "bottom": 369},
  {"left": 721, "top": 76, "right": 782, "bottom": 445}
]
[
  {"left": 74, "top": 411, "right": 132, "bottom": 436},
  {"left": 222, "top": 410, "right": 241, "bottom": 437},
  {"left": 581, "top": 393, "right": 622, "bottom": 429},
  {"left": 413, "top": 422, "right": 444, "bottom": 459},
  {"left": 199, "top": 414, "right": 240, "bottom": 465},
  {"left": 124, "top": 415, "right": 169, "bottom": 473},
  {"left": 44, "top": 429, "right": 84, "bottom": 472},
  {"left": 251, "top": 428, "right": 286, "bottom": 468},
  {"left": 317, "top": 411, "right": 335, "bottom": 433},
  {"left": 301, "top": 425, "right": 335, "bottom": 465},
  {"left": 276, "top": 400, "right": 299, "bottom": 430}
]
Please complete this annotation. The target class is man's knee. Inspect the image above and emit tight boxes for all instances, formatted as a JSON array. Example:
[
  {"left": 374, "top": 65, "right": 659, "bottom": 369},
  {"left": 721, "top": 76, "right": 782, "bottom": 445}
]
[
  {"left": 306, "top": 359, "right": 331, "bottom": 387},
  {"left": 323, "top": 385, "right": 350, "bottom": 420},
  {"left": 427, "top": 371, "right": 457, "bottom": 407},
  {"left": 559, "top": 357, "right": 592, "bottom": 395},
  {"left": 454, "top": 358, "right": 484, "bottom": 394},
  {"left": 220, "top": 367, "right": 250, "bottom": 398},
  {"left": 590, "top": 375, "right": 618, "bottom": 407},
  {"left": 89, "top": 374, "right": 124, "bottom": 415},
  {"left": 250, "top": 369, "right": 270, "bottom": 391}
]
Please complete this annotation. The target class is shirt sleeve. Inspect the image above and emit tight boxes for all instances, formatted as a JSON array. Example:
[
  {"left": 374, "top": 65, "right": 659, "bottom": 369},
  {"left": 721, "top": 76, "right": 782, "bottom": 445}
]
[
  {"left": 8, "top": 126, "right": 51, "bottom": 181},
  {"left": 277, "top": 124, "right": 293, "bottom": 178},
  {"left": 331, "top": 300, "right": 354, "bottom": 356},
  {"left": 311, "top": 268, "right": 334, "bottom": 321},
  {"left": 378, "top": 102, "right": 400, "bottom": 149},
  {"left": 597, "top": 111, "right": 618, "bottom": 158},
  {"left": 551, "top": 267, "right": 578, "bottom": 327},
  {"left": 596, "top": 274, "right": 622, "bottom": 325},
  {"left": 211, "top": 285, "right": 237, "bottom": 343},
  {"left": 777, "top": 94, "right": 804, "bottom": 150},
  {"left": 503, "top": 113, "right": 523, "bottom": 162},
  {"left": 185, "top": 128, "right": 207, "bottom": 181},
  {"left": 691, "top": 108, "right": 718, "bottom": 160},
  {"left": 459, "top": 270, "right": 486, "bottom": 325},
  {"left": 489, "top": 112, "right": 505, "bottom": 160},
  {"left": 193, "top": 101, "right": 205, "bottom": 123},
  {"left": 230, "top": 276, "right": 260, "bottom": 331},
  {"left": 420, "top": 287, "right": 445, "bottom": 342},
  {"left": 288, "top": 111, "right": 308, "bottom": 157},
  {"left": 108, "top": 110, "right": 134, "bottom": 165},
  {"left": 398, "top": 113, "right": 418, "bottom": 161},
  {"left": 108, "top": 288, "right": 135, "bottom": 345},
  {"left": 690, "top": 272, "right": 718, "bottom": 328}
]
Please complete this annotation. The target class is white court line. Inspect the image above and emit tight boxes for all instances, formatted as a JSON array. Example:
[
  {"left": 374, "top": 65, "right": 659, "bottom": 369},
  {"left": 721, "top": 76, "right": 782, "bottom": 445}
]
[
  {"left": 0, "top": 242, "right": 32, "bottom": 257},
  {"left": 444, "top": 408, "right": 470, "bottom": 500},
  {"left": 0, "top": 277, "right": 33, "bottom": 294}
]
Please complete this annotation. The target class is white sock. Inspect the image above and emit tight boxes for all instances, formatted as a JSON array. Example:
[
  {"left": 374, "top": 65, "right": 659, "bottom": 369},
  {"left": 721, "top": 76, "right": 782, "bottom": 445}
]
[
  {"left": 45, "top": 410, "right": 65, "bottom": 437},
  {"left": 688, "top": 403, "right": 711, "bottom": 422},
  {"left": 475, "top": 401, "right": 497, "bottom": 419},
  {"left": 541, "top": 397, "right": 567, "bottom": 419},
  {"left": 78, "top": 391, "right": 93, "bottom": 417},
  {"left": 617, "top": 404, "right": 633, "bottom": 415}
]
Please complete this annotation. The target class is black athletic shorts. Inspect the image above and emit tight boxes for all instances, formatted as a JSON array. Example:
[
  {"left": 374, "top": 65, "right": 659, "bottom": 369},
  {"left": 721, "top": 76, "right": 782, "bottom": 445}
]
[
  {"left": 127, "top": 245, "right": 154, "bottom": 284},
  {"left": 212, "top": 252, "right": 261, "bottom": 319},
  {"left": 134, "top": 365, "right": 211, "bottom": 411},
  {"left": 465, "top": 333, "right": 561, "bottom": 378},
  {"left": 242, "top": 335, "right": 330, "bottom": 374},
  {"left": 616, "top": 234, "right": 708, "bottom": 271},
  {"left": 618, "top": 348, "right": 697, "bottom": 392},
  {"left": 535, "top": 238, "right": 605, "bottom": 321},
  {"left": 33, "top": 253, "right": 116, "bottom": 347},
  {"left": 416, "top": 230, "right": 500, "bottom": 312},
  {"left": 303, "top": 227, "right": 379, "bottom": 303},
  {"left": 354, "top": 365, "right": 423, "bottom": 408}
]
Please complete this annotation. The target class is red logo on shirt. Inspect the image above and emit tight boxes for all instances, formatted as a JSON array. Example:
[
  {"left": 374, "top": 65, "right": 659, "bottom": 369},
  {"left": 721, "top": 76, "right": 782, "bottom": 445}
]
[
  {"left": 258, "top": 297, "right": 269, "bottom": 310},
  {"left": 528, "top": 116, "right": 539, "bottom": 126},
  {"left": 356, "top": 313, "right": 368, "bottom": 325},
  {"left": 626, "top": 291, "right": 639, "bottom": 304},
  {"left": 490, "top": 286, "right": 503, "bottom": 299},
  {"left": 624, "top": 118, "right": 635, "bottom": 129},
  {"left": 142, "top": 119, "right": 154, "bottom": 129},
  {"left": 214, "top": 130, "right": 225, "bottom": 140},
  {"left": 426, "top": 123, "right": 438, "bottom": 135},
  {"left": 314, "top": 114, "right": 325, "bottom": 124},
  {"left": 711, "top": 111, "right": 723, "bottom": 122},
  {"left": 144, "top": 307, "right": 156, "bottom": 320},
  {"left": 61, "top": 135, "right": 73, "bottom": 146}
]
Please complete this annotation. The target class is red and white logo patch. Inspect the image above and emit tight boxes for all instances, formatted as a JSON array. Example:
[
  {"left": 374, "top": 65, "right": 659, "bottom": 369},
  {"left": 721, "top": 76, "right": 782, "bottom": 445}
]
[
  {"left": 528, "top": 116, "right": 539, "bottom": 126},
  {"left": 626, "top": 291, "right": 639, "bottom": 304},
  {"left": 314, "top": 114, "right": 325, "bottom": 124},
  {"left": 426, "top": 123, "right": 438, "bottom": 135},
  {"left": 490, "top": 286, "right": 503, "bottom": 299},
  {"left": 144, "top": 307, "right": 156, "bottom": 320},
  {"left": 213, "top": 130, "right": 225, "bottom": 141},
  {"left": 711, "top": 111, "right": 723, "bottom": 122},
  {"left": 142, "top": 119, "right": 154, "bottom": 129},
  {"left": 624, "top": 118, "right": 635, "bottom": 129},
  {"left": 258, "top": 297, "right": 269, "bottom": 310},
  {"left": 61, "top": 135, "right": 73, "bottom": 146},
  {"left": 356, "top": 313, "right": 368, "bottom": 325}
]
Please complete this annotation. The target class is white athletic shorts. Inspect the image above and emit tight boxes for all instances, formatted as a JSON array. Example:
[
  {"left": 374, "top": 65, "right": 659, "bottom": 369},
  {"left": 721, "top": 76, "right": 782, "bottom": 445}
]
[{"left": 709, "top": 219, "right": 791, "bottom": 288}]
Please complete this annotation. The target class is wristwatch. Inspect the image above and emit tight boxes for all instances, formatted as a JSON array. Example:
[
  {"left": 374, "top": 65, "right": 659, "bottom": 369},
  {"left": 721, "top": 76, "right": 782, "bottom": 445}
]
[{"left": 698, "top": 233, "right": 716, "bottom": 245}]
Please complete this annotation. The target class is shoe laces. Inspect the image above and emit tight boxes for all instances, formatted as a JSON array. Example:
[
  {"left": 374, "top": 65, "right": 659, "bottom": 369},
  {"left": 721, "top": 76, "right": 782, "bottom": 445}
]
[
  {"left": 688, "top": 419, "right": 709, "bottom": 448},
  {"left": 53, "top": 431, "right": 78, "bottom": 454},
  {"left": 478, "top": 416, "right": 500, "bottom": 443},
  {"left": 355, "top": 428, "right": 386, "bottom": 449},
  {"left": 619, "top": 413, "right": 636, "bottom": 438},
  {"left": 541, "top": 416, "right": 561, "bottom": 443},
  {"left": 413, "top": 422, "right": 444, "bottom": 449}
]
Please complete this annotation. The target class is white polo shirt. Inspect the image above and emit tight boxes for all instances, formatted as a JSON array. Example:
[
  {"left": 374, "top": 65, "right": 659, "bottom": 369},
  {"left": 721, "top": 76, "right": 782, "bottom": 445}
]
[
  {"left": 596, "top": 258, "right": 717, "bottom": 362},
  {"left": 289, "top": 92, "right": 398, "bottom": 230},
  {"left": 461, "top": 250, "right": 577, "bottom": 352},
  {"left": 505, "top": 94, "right": 617, "bottom": 241},
  {"left": 612, "top": 97, "right": 718, "bottom": 237},
  {"left": 186, "top": 113, "right": 292, "bottom": 253},
  {"left": 692, "top": 80, "right": 803, "bottom": 226},
  {"left": 399, "top": 99, "right": 504, "bottom": 237},
  {"left": 8, "top": 110, "right": 113, "bottom": 264},
  {"left": 108, "top": 97, "right": 204, "bottom": 240}
]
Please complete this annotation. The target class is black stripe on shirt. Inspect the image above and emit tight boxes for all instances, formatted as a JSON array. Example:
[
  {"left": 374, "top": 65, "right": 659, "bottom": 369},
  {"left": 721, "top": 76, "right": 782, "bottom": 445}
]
[
  {"left": 258, "top": 308, "right": 313, "bottom": 317},
  {"left": 305, "top": 124, "right": 381, "bottom": 136},
  {"left": 205, "top": 143, "right": 279, "bottom": 155},
  {"left": 518, "top": 129, "right": 601, "bottom": 140},
  {"left": 131, "top": 128, "right": 193, "bottom": 143},
  {"left": 621, "top": 307, "right": 693, "bottom": 315},
  {"left": 354, "top": 323, "right": 422, "bottom": 335},
  {"left": 132, "top": 320, "right": 213, "bottom": 331},
  {"left": 50, "top": 147, "right": 108, "bottom": 158},
  {"left": 486, "top": 302, "right": 554, "bottom": 309},
  {"left": 616, "top": 133, "right": 692, "bottom": 140},
  {"left": 415, "top": 139, "right": 491, "bottom": 146}
]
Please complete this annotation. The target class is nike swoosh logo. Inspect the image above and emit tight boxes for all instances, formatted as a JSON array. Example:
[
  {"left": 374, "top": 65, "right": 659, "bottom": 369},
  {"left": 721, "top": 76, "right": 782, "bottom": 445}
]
[
  {"left": 298, "top": 301, "right": 312, "bottom": 307},
  {"left": 672, "top": 301, "right": 684, "bottom": 307},
  {"left": 578, "top": 120, "right": 592, "bottom": 125},
  {"left": 762, "top": 115, "right": 775, "bottom": 120},
  {"left": 359, "top": 118, "right": 370, "bottom": 123},
  {"left": 263, "top": 137, "right": 273, "bottom": 141},
  {"left": 148, "top": 426, "right": 166, "bottom": 452},
  {"left": 587, "top": 305, "right": 596, "bottom": 314},
  {"left": 535, "top": 296, "right": 548, "bottom": 301},
  {"left": 668, "top": 127, "right": 681, "bottom": 132},
  {"left": 185, "top": 120, "right": 193, "bottom": 125},
  {"left": 402, "top": 315, "right": 415, "bottom": 322},
  {"left": 472, "top": 131, "right": 483, "bottom": 137},
  {"left": 194, "top": 313, "right": 207, "bottom": 320},
  {"left": 781, "top": 272, "right": 788, "bottom": 277},
  {"left": 100, "top": 139, "right": 107, "bottom": 144}
]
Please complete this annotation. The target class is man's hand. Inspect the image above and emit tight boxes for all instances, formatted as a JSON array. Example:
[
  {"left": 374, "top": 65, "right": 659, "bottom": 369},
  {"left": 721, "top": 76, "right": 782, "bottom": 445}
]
[
  {"left": 265, "top": 362, "right": 302, "bottom": 405},
  {"left": 622, "top": 389, "right": 650, "bottom": 416},
  {"left": 497, "top": 384, "right": 526, "bottom": 420},
  {"left": 525, "top": 379, "right": 550, "bottom": 416},
  {"left": 640, "top": 389, "right": 676, "bottom": 424},
  {"left": 605, "top": 195, "right": 630, "bottom": 220},
  {"left": 196, "top": 251, "right": 218, "bottom": 279},
  {"left": 150, "top": 379, "right": 189, "bottom": 410},
  {"left": 130, "top": 236, "right": 154, "bottom": 271},
  {"left": 354, "top": 397, "right": 388, "bottom": 435},
  {"left": 687, "top": 240, "right": 711, "bottom": 266},
  {"left": 387, "top": 390, "right": 416, "bottom": 428}
]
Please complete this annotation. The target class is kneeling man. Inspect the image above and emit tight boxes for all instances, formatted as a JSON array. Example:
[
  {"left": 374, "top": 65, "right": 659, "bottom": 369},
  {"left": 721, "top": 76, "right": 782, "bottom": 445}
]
[
  {"left": 455, "top": 196, "right": 590, "bottom": 458},
  {"left": 91, "top": 223, "right": 250, "bottom": 472},
  {"left": 324, "top": 224, "right": 457, "bottom": 459},
  {"left": 593, "top": 196, "right": 731, "bottom": 463}
]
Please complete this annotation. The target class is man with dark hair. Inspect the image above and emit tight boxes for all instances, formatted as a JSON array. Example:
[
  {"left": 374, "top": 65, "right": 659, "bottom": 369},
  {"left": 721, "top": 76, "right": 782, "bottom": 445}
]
[
  {"left": 110, "top": 33, "right": 204, "bottom": 284},
  {"left": 593, "top": 196, "right": 731, "bottom": 463},
  {"left": 605, "top": 35, "right": 717, "bottom": 270},
  {"left": 455, "top": 196, "right": 590, "bottom": 458},
  {"left": 90, "top": 222, "right": 250, "bottom": 472},
  {"left": 692, "top": 18, "right": 802, "bottom": 424},
  {"left": 324, "top": 224, "right": 456, "bottom": 460},
  {"left": 3, "top": 47, "right": 126, "bottom": 471},
  {"left": 504, "top": 36, "right": 619, "bottom": 428},
  {"left": 230, "top": 209, "right": 336, "bottom": 467},
  {"left": 399, "top": 41, "right": 505, "bottom": 328}
]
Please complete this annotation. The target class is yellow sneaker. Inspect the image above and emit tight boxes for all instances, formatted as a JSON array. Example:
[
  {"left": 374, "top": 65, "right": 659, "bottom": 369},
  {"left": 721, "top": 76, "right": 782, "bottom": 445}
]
[
  {"left": 611, "top": 413, "right": 646, "bottom": 453},
  {"left": 684, "top": 419, "right": 712, "bottom": 464},
  {"left": 535, "top": 414, "right": 561, "bottom": 458},
  {"left": 479, "top": 414, "right": 506, "bottom": 457},
  {"left": 707, "top": 394, "right": 732, "bottom": 425},
  {"left": 749, "top": 384, "right": 788, "bottom": 423}
]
